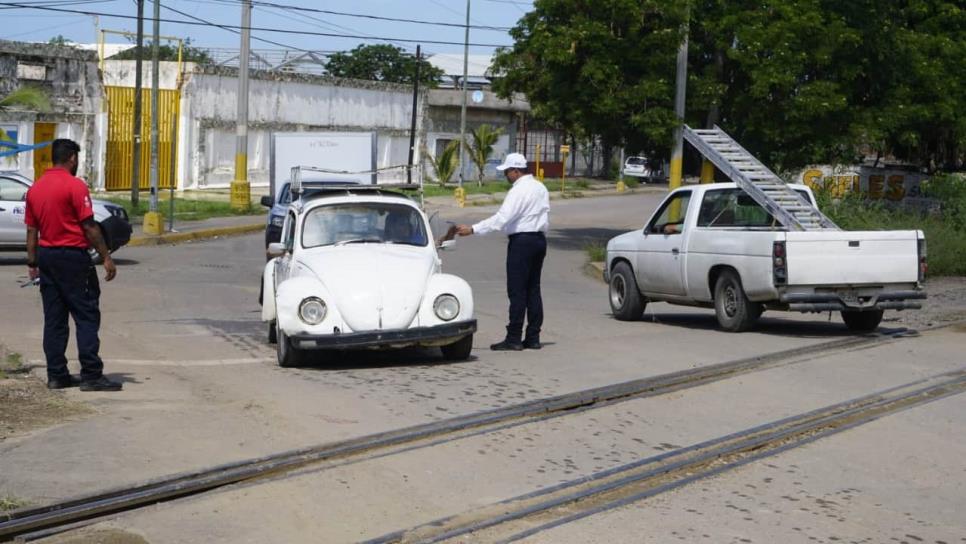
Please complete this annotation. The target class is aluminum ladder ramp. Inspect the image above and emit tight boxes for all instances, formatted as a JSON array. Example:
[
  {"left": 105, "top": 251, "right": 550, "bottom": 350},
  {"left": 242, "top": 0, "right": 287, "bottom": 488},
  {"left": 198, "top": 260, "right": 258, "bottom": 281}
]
[{"left": 683, "top": 125, "right": 839, "bottom": 231}]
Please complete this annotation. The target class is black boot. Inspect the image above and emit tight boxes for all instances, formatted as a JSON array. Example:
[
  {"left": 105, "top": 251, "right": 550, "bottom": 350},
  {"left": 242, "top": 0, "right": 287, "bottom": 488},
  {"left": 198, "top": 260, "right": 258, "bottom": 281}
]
[{"left": 490, "top": 339, "right": 524, "bottom": 351}]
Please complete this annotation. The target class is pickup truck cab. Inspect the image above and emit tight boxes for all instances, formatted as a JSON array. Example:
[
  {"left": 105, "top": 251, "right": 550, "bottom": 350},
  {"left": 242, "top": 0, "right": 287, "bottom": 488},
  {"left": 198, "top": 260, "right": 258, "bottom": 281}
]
[{"left": 605, "top": 183, "right": 927, "bottom": 332}]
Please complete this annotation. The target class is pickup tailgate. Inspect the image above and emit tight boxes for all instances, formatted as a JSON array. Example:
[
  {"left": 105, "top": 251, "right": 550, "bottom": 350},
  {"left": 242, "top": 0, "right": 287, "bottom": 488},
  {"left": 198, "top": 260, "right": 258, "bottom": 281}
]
[{"left": 785, "top": 230, "right": 921, "bottom": 285}]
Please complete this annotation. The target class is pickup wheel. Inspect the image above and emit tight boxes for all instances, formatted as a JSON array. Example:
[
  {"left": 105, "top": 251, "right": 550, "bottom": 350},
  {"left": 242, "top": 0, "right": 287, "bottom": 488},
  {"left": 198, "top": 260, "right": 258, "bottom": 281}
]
[
  {"left": 276, "top": 323, "right": 303, "bottom": 368},
  {"left": 441, "top": 334, "right": 473, "bottom": 361},
  {"left": 609, "top": 261, "right": 645, "bottom": 321},
  {"left": 841, "top": 310, "right": 883, "bottom": 333},
  {"left": 714, "top": 270, "right": 760, "bottom": 332}
]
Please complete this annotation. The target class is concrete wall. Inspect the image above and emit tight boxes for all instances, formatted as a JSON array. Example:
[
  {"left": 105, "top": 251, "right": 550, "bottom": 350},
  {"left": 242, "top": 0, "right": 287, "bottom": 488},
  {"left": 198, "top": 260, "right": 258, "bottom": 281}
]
[
  {"left": 179, "top": 67, "right": 425, "bottom": 188},
  {"left": 0, "top": 40, "right": 104, "bottom": 185}
]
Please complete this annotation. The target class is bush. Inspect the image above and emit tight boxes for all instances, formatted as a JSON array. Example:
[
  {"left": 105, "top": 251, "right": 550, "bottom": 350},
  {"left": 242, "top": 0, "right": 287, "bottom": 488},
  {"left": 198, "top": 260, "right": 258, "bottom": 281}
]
[{"left": 816, "top": 183, "right": 966, "bottom": 277}]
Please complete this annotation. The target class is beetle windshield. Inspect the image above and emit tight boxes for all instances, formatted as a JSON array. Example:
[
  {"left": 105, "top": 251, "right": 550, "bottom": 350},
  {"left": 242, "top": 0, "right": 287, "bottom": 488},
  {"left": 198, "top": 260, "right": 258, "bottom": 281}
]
[{"left": 301, "top": 203, "right": 429, "bottom": 248}]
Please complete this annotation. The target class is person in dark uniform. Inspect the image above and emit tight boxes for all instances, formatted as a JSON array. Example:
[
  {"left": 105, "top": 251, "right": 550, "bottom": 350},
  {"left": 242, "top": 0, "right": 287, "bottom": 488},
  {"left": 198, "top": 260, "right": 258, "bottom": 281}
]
[
  {"left": 456, "top": 153, "right": 550, "bottom": 351},
  {"left": 25, "top": 139, "right": 122, "bottom": 391}
]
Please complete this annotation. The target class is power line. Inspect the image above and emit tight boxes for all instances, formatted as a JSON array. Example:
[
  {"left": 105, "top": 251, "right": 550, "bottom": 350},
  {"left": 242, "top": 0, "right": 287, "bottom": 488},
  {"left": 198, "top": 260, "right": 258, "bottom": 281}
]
[
  {"left": 158, "top": 0, "right": 312, "bottom": 53},
  {"left": 0, "top": 1, "right": 514, "bottom": 47},
  {"left": 231, "top": 0, "right": 512, "bottom": 32}
]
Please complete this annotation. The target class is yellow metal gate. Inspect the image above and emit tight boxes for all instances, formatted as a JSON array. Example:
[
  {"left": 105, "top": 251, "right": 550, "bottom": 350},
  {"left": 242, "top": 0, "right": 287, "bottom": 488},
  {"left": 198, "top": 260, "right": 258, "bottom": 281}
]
[{"left": 105, "top": 86, "right": 180, "bottom": 191}]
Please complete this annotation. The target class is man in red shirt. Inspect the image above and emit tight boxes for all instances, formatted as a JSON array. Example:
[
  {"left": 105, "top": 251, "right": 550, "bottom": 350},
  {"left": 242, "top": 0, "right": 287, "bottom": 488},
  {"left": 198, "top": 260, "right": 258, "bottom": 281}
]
[{"left": 25, "top": 139, "right": 122, "bottom": 391}]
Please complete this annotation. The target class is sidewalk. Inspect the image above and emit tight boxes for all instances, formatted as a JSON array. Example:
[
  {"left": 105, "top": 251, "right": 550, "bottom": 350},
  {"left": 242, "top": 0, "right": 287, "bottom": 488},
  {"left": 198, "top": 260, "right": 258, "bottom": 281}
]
[{"left": 128, "top": 215, "right": 266, "bottom": 247}]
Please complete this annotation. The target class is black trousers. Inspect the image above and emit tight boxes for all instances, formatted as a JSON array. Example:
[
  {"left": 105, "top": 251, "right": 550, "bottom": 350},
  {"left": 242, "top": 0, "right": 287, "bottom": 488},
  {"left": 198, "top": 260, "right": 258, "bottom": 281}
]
[
  {"left": 37, "top": 247, "right": 104, "bottom": 381},
  {"left": 505, "top": 232, "right": 547, "bottom": 343}
]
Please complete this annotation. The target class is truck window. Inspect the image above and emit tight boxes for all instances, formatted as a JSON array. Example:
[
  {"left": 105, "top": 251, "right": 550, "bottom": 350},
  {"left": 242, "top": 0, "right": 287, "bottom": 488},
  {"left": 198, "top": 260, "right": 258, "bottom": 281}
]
[
  {"left": 698, "top": 188, "right": 814, "bottom": 228},
  {"left": 647, "top": 191, "right": 691, "bottom": 235}
]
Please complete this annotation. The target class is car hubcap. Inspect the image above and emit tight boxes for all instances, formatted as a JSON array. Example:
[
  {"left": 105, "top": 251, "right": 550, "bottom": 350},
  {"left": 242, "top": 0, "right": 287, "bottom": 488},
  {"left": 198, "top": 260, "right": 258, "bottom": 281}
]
[
  {"left": 611, "top": 276, "right": 626, "bottom": 308},
  {"left": 724, "top": 286, "right": 738, "bottom": 317}
]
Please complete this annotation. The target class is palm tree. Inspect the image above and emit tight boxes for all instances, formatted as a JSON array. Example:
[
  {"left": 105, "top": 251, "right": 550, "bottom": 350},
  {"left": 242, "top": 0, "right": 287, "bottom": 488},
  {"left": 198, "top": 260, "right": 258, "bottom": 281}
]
[
  {"left": 464, "top": 124, "right": 504, "bottom": 187},
  {"left": 425, "top": 140, "right": 460, "bottom": 187}
]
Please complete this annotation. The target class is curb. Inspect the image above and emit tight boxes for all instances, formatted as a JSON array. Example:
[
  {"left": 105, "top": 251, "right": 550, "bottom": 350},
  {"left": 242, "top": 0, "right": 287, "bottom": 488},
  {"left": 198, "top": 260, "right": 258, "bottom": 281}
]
[
  {"left": 585, "top": 261, "right": 606, "bottom": 283},
  {"left": 128, "top": 223, "right": 265, "bottom": 247}
]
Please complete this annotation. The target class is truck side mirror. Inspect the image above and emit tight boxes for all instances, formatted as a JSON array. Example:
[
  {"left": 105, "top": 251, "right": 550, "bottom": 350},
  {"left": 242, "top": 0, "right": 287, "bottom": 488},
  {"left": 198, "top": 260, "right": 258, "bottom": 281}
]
[{"left": 260, "top": 195, "right": 274, "bottom": 208}]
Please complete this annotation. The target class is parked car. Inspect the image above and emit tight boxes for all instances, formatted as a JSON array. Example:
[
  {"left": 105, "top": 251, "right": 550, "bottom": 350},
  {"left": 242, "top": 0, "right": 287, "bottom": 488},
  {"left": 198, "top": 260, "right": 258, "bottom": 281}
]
[
  {"left": 260, "top": 178, "right": 362, "bottom": 249},
  {"left": 622, "top": 156, "right": 662, "bottom": 181},
  {"left": 0, "top": 171, "right": 131, "bottom": 262},
  {"left": 605, "top": 183, "right": 926, "bottom": 332},
  {"left": 261, "top": 185, "right": 476, "bottom": 367}
]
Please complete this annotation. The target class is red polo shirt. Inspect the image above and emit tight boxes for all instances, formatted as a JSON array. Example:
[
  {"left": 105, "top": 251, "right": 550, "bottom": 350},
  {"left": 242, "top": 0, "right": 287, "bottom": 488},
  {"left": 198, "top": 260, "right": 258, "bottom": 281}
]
[{"left": 25, "top": 167, "right": 95, "bottom": 248}]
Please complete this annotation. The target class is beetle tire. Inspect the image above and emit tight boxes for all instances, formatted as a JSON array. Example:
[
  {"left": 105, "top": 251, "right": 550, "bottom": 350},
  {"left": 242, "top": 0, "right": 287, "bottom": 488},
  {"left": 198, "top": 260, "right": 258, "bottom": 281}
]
[
  {"left": 441, "top": 334, "right": 473, "bottom": 361},
  {"left": 276, "top": 323, "right": 302, "bottom": 367}
]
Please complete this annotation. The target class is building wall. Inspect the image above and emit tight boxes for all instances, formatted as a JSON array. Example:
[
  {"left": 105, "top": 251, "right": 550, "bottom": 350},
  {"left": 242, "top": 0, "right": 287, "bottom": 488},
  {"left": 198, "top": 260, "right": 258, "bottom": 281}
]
[
  {"left": 180, "top": 68, "right": 425, "bottom": 188},
  {"left": 0, "top": 40, "right": 104, "bottom": 185}
]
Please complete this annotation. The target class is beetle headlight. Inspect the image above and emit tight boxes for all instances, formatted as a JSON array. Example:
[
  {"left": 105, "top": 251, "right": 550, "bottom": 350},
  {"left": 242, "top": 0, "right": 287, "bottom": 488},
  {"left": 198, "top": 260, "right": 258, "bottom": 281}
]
[
  {"left": 433, "top": 294, "right": 460, "bottom": 321},
  {"left": 299, "top": 297, "right": 327, "bottom": 325}
]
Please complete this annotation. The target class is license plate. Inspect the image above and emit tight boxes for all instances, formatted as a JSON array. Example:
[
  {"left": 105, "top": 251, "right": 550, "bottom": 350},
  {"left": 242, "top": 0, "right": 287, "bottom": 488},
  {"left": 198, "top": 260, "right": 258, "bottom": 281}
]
[{"left": 838, "top": 290, "right": 859, "bottom": 304}]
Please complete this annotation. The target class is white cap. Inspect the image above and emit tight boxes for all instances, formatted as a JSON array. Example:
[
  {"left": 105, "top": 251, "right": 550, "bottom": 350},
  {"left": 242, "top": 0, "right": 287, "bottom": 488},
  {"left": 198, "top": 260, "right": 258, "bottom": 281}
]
[{"left": 495, "top": 152, "right": 528, "bottom": 171}]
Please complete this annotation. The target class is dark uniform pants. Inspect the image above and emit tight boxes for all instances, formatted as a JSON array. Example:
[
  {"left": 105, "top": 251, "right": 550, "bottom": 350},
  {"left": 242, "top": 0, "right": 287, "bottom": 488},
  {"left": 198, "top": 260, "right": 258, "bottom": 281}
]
[
  {"left": 505, "top": 232, "right": 547, "bottom": 343},
  {"left": 37, "top": 247, "right": 104, "bottom": 382}
]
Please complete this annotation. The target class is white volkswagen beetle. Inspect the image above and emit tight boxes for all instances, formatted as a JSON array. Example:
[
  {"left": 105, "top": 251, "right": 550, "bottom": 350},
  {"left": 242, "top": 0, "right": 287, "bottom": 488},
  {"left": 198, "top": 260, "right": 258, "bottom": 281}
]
[{"left": 261, "top": 185, "right": 476, "bottom": 367}]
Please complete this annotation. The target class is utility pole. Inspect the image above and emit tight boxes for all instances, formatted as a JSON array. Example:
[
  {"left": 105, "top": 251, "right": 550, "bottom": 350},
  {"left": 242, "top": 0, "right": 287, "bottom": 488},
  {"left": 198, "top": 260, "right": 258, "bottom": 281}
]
[
  {"left": 457, "top": 0, "right": 470, "bottom": 189},
  {"left": 669, "top": 5, "right": 690, "bottom": 196},
  {"left": 142, "top": 0, "right": 163, "bottom": 234},
  {"left": 130, "top": 0, "right": 144, "bottom": 206},
  {"left": 231, "top": 0, "right": 252, "bottom": 211},
  {"left": 407, "top": 45, "right": 421, "bottom": 185}
]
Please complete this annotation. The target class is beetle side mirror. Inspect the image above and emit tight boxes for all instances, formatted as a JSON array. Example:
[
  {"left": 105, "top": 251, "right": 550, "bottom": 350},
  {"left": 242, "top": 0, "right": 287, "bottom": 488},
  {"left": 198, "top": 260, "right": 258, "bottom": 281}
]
[
  {"left": 438, "top": 239, "right": 456, "bottom": 251},
  {"left": 260, "top": 195, "right": 274, "bottom": 208},
  {"left": 267, "top": 242, "right": 287, "bottom": 257}
]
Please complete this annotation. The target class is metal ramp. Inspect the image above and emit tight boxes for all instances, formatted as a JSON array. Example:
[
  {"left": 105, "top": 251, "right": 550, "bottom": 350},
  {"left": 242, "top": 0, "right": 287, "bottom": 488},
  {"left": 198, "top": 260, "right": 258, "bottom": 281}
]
[{"left": 683, "top": 125, "right": 839, "bottom": 231}]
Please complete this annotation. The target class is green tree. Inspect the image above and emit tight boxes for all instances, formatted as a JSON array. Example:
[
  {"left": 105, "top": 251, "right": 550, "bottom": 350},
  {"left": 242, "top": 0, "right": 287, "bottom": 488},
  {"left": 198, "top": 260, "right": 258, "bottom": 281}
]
[
  {"left": 113, "top": 37, "right": 212, "bottom": 65},
  {"left": 324, "top": 44, "right": 444, "bottom": 87},
  {"left": 494, "top": 0, "right": 966, "bottom": 172},
  {"left": 47, "top": 35, "right": 72, "bottom": 46},
  {"left": 464, "top": 124, "right": 504, "bottom": 187},
  {"left": 425, "top": 140, "right": 460, "bottom": 187}
]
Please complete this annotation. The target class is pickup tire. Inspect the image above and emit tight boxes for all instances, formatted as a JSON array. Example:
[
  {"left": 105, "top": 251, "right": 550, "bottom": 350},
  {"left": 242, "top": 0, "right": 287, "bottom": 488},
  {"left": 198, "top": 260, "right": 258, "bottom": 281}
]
[
  {"left": 441, "top": 334, "right": 473, "bottom": 361},
  {"left": 714, "top": 270, "right": 761, "bottom": 332},
  {"left": 276, "top": 323, "right": 303, "bottom": 368},
  {"left": 609, "top": 262, "right": 645, "bottom": 321},
  {"left": 841, "top": 310, "right": 883, "bottom": 333},
  {"left": 268, "top": 319, "right": 277, "bottom": 344}
]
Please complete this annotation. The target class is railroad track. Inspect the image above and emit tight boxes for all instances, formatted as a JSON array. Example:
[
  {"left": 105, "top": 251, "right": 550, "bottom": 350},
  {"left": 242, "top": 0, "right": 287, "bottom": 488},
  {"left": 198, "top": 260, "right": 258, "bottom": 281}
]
[
  {"left": 367, "top": 369, "right": 966, "bottom": 544},
  {"left": 0, "top": 328, "right": 925, "bottom": 541}
]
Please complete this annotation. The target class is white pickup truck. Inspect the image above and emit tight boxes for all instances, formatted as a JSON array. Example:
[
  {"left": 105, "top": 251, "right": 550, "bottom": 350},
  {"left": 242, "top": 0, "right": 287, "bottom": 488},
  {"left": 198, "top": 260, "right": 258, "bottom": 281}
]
[{"left": 605, "top": 183, "right": 927, "bottom": 332}]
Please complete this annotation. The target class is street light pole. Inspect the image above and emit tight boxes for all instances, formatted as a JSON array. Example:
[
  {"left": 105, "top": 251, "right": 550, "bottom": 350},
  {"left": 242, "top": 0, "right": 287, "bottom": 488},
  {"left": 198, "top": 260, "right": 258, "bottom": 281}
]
[
  {"left": 130, "top": 0, "right": 144, "bottom": 207},
  {"left": 142, "top": 0, "right": 163, "bottom": 234},
  {"left": 231, "top": 0, "right": 252, "bottom": 211},
  {"left": 457, "top": 0, "right": 470, "bottom": 189},
  {"left": 669, "top": 4, "right": 690, "bottom": 195}
]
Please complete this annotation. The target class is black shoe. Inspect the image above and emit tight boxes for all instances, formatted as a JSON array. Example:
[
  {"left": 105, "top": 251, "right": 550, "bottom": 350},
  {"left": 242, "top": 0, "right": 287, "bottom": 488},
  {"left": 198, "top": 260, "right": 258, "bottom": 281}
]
[
  {"left": 490, "top": 340, "right": 524, "bottom": 351},
  {"left": 79, "top": 376, "right": 123, "bottom": 392},
  {"left": 523, "top": 339, "right": 542, "bottom": 350},
  {"left": 47, "top": 375, "right": 81, "bottom": 389}
]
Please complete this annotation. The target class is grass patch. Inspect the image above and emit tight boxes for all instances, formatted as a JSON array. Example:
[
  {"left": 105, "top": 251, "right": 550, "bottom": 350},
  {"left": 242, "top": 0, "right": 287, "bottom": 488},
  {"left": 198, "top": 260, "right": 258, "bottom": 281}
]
[
  {"left": 416, "top": 181, "right": 513, "bottom": 198},
  {"left": 98, "top": 195, "right": 263, "bottom": 221},
  {"left": 816, "top": 177, "right": 966, "bottom": 277},
  {"left": 585, "top": 241, "right": 607, "bottom": 262},
  {"left": 622, "top": 177, "right": 641, "bottom": 188},
  {"left": 0, "top": 496, "right": 30, "bottom": 511},
  {"left": 1, "top": 351, "right": 26, "bottom": 380}
]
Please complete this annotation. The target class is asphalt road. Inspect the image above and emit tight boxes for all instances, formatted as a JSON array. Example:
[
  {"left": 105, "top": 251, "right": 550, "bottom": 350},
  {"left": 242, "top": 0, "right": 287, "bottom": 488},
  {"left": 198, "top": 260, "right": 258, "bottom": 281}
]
[{"left": 0, "top": 191, "right": 963, "bottom": 543}]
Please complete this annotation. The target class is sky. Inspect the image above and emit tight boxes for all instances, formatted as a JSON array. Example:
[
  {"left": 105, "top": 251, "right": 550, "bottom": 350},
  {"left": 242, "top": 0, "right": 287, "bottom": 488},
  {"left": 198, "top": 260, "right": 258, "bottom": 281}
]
[{"left": 0, "top": 0, "right": 530, "bottom": 59}]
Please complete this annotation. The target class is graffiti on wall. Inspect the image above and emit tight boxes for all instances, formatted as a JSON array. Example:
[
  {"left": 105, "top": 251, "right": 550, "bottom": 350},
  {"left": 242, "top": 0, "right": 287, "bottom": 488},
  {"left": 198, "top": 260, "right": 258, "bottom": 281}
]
[{"left": 797, "top": 165, "right": 927, "bottom": 201}]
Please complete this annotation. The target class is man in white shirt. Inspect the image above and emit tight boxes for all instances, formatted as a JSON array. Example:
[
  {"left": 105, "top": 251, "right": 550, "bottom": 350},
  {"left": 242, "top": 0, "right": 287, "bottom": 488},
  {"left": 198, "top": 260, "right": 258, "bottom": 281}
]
[{"left": 456, "top": 153, "right": 550, "bottom": 351}]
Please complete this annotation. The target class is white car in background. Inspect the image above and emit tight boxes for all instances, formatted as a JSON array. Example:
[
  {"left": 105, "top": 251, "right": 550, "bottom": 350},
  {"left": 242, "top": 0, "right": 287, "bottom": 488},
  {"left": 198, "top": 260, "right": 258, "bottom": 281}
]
[
  {"left": 0, "top": 171, "right": 131, "bottom": 261},
  {"left": 622, "top": 156, "right": 663, "bottom": 181},
  {"left": 261, "top": 185, "right": 476, "bottom": 367}
]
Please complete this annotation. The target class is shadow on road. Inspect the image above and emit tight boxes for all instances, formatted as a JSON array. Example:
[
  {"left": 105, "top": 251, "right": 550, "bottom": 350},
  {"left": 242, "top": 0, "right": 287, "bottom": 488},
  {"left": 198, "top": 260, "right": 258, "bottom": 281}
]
[
  {"left": 547, "top": 227, "right": 627, "bottom": 252},
  {"left": 294, "top": 347, "right": 478, "bottom": 371},
  {"left": 610, "top": 311, "right": 914, "bottom": 339}
]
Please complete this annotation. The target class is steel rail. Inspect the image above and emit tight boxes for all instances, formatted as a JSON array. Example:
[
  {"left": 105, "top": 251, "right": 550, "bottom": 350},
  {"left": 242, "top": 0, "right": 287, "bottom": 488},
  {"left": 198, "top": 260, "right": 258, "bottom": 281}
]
[
  {"left": 364, "top": 370, "right": 966, "bottom": 544},
  {"left": 0, "top": 328, "right": 920, "bottom": 541}
]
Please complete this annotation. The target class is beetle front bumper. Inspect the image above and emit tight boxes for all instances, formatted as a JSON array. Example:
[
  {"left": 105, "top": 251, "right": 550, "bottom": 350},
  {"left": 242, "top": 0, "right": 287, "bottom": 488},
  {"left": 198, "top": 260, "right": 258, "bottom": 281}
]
[{"left": 290, "top": 320, "right": 477, "bottom": 350}]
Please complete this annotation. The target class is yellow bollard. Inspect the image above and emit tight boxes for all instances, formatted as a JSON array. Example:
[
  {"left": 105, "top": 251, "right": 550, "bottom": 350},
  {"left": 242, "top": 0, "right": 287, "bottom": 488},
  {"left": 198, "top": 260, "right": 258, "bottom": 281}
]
[
  {"left": 454, "top": 186, "right": 465, "bottom": 208},
  {"left": 617, "top": 180, "right": 626, "bottom": 193},
  {"left": 560, "top": 149, "right": 569, "bottom": 193},
  {"left": 538, "top": 168, "right": 545, "bottom": 181}
]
